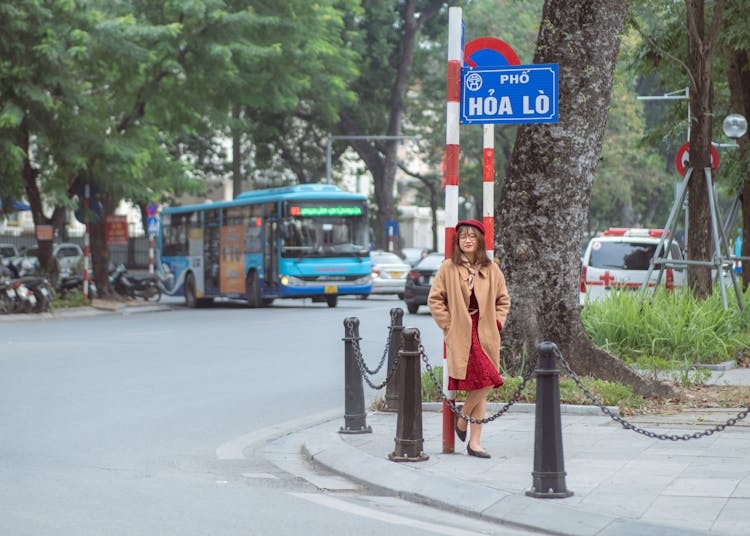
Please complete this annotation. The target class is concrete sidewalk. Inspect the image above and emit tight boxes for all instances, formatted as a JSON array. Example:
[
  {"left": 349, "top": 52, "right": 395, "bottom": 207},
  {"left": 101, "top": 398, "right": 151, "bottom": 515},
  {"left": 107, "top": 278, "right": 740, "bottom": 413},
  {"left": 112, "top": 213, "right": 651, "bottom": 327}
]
[
  {"left": 0, "top": 299, "right": 173, "bottom": 322},
  {"left": 293, "top": 381, "right": 750, "bottom": 535}
]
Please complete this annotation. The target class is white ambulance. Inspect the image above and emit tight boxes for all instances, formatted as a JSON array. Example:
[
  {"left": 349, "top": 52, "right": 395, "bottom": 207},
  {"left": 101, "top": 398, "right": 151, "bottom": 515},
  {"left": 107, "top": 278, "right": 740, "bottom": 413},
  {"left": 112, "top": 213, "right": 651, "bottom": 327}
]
[{"left": 579, "top": 228, "right": 686, "bottom": 305}]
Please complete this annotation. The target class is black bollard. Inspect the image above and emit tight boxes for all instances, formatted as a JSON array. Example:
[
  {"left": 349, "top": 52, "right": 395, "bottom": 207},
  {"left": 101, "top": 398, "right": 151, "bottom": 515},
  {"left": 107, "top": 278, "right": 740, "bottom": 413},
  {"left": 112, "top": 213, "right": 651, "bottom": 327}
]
[
  {"left": 389, "top": 328, "right": 429, "bottom": 462},
  {"left": 526, "top": 342, "right": 573, "bottom": 498},
  {"left": 382, "top": 308, "right": 404, "bottom": 413},
  {"left": 340, "top": 317, "right": 372, "bottom": 434}
]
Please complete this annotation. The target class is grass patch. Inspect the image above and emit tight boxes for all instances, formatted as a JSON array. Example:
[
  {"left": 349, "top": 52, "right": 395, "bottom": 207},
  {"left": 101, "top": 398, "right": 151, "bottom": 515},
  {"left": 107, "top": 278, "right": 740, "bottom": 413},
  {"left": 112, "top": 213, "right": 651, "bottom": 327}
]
[
  {"left": 48, "top": 290, "right": 89, "bottom": 312},
  {"left": 420, "top": 284, "right": 749, "bottom": 413},
  {"left": 582, "top": 285, "right": 750, "bottom": 366},
  {"left": 421, "top": 366, "right": 649, "bottom": 413}
]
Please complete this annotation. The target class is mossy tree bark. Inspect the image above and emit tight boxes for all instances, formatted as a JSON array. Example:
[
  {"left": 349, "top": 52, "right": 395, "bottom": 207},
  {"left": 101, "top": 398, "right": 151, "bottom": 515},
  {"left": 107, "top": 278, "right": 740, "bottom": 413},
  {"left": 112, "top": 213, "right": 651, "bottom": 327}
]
[{"left": 496, "top": 0, "right": 675, "bottom": 398}]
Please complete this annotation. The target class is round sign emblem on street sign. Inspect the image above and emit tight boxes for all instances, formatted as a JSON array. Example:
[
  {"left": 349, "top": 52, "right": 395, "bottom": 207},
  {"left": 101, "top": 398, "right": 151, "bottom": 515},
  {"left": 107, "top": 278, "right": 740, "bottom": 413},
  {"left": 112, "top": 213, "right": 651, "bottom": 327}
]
[
  {"left": 146, "top": 202, "right": 159, "bottom": 216},
  {"left": 464, "top": 37, "right": 520, "bottom": 67},
  {"left": 675, "top": 141, "right": 719, "bottom": 177}
]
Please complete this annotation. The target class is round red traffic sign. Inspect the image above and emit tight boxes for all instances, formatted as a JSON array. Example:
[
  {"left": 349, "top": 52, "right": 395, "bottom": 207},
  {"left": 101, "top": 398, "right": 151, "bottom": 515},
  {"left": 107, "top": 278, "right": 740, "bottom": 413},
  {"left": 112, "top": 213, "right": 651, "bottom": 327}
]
[
  {"left": 146, "top": 202, "right": 159, "bottom": 216},
  {"left": 675, "top": 141, "right": 719, "bottom": 176},
  {"left": 464, "top": 37, "right": 521, "bottom": 67}
]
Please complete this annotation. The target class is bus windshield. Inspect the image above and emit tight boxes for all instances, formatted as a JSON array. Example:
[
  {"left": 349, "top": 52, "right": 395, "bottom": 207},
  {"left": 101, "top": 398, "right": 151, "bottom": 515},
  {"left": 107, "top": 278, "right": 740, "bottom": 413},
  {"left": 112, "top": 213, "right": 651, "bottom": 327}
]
[{"left": 281, "top": 215, "right": 369, "bottom": 258}]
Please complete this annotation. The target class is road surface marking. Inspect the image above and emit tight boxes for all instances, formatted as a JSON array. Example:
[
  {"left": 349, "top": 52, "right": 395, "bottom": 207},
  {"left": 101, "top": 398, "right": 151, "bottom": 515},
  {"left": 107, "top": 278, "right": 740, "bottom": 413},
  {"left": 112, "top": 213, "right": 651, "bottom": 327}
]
[
  {"left": 216, "top": 408, "right": 341, "bottom": 460},
  {"left": 241, "top": 472, "right": 279, "bottom": 480}
]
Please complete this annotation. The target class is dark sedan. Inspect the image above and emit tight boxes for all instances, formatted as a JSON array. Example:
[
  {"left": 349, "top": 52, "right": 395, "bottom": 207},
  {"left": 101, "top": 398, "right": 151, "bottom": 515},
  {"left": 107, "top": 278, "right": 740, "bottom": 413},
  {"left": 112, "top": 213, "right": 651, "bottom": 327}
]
[{"left": 402, "top": 252, "right": 445, "bottom": 314}]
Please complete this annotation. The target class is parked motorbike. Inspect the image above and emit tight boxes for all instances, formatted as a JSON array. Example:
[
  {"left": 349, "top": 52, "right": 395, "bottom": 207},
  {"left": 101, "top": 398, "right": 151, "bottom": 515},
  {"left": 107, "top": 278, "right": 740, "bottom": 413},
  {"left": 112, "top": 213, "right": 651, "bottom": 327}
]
[
  {"left": 0, "top": 279, "right": 17, "bottom": 313},
  {"left": 6, "top": 279, "right": 37, "bottom": 313},
  {"left": 56, "top": 271, "right": 97, "bottom": 300},
  {"left": 109, "top": 264, "right": 161, "bottom": 301},
  {"left": 16, "top": 276, "right": 53, "bottom": 312},
  {"left": 0, "top": 263, "right": 48, "bottom": 313}
]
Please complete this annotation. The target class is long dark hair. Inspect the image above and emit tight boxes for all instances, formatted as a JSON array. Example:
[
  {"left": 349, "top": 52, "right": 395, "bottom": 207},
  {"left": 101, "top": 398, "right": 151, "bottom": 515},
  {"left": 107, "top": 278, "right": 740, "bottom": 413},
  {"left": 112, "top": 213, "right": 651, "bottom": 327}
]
[{"left": 451, "top": 224, "right": 491, "bottom": 266}]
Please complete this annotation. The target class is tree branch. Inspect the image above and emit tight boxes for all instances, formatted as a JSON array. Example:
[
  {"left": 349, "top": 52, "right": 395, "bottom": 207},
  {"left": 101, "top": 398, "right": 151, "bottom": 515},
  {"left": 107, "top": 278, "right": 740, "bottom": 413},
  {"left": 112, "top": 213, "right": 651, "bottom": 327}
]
[{"left": 630, "top": 15, "right": 697, "bottom": 92}]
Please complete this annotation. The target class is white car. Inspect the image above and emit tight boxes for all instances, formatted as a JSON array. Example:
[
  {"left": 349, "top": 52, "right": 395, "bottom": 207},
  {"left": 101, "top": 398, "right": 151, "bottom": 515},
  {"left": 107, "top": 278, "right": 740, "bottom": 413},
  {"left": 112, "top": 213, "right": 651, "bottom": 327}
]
[
  {"left": 16, "top": 243, "right": 84, "bottom": 275},
  {"left": 54, "top": 243, "right": 84, "bottom": 274},
  {"left": 0, "top": 243, "right": 18, "bottom": 264},
  {"left": 580, "top": 228, "right": 685, "bottom": 305},
  {"left": 367, "top": 250, "right": 411, "bottom": 298}
]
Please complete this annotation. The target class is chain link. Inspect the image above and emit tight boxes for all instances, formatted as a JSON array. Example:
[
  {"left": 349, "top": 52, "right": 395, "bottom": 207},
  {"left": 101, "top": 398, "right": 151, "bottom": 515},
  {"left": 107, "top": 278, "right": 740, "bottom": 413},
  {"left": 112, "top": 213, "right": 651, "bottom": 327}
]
[
  {"left": 419, "top": 342, "right": 537, "bottom": 424},
  {"left": 345, "top": 318, "right": 401, "bottom": 390},
  {"left": 554, "top": 346, "right": 750, "bottom": 441}
]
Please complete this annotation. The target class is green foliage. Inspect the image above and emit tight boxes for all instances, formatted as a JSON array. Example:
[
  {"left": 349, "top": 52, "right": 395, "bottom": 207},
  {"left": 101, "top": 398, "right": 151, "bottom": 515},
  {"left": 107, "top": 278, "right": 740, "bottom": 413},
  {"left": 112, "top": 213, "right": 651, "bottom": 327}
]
[
  {"left": 623, "top": 1, "right": 750, "bottom": 220},
  {"left": 421, "top": 365, "right": 646, "bottom": 410},
  {"left": 49, "top": 290, "right": 88, "bottom": 312},
  {"left": 582, "top": 286, "right": 750, "bottom": 365},
  {"left": 589, "top": 28, "right": 677, "bottom": 231}
]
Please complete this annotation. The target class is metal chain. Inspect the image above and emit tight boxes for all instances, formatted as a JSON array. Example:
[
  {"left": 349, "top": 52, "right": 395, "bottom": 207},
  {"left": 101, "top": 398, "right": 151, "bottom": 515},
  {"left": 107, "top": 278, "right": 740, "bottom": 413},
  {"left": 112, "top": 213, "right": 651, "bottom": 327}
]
[
  {"left": 419, "top": 342, "right": 537, "bottom": 424},
  {"left": 344, "top": 318, "right": 390, "bottom": 375},
  {"left": 554, "top": 346, "right": 750, "bottom": 441},
  {"left": 345, "top": 319, "right": 401, "bottom": 391}
]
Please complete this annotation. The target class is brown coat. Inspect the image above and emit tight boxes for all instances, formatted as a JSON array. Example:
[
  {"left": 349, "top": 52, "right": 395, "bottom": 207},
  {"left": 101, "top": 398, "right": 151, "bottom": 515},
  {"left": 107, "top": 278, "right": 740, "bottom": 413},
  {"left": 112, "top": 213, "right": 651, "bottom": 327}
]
[{"left": 427, "top": 260, "right": 510, "bottom": 380}]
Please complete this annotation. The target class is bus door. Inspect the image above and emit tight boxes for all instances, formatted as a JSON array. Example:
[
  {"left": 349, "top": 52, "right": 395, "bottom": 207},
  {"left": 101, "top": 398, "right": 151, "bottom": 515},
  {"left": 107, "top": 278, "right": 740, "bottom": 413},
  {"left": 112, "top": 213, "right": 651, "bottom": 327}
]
[
  {"left": 203, "top": 208, "right": 221, "bottom": 294},
  {"left": 263, "top": 207, "right": 279, "bottom": 292}
]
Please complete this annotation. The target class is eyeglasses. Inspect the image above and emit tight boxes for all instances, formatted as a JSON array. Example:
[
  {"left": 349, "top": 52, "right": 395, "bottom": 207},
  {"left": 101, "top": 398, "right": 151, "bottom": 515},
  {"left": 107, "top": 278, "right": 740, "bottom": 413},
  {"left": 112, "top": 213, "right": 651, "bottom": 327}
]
[{"left": 458, "top": 234, "right": 477, "bottom": 242}]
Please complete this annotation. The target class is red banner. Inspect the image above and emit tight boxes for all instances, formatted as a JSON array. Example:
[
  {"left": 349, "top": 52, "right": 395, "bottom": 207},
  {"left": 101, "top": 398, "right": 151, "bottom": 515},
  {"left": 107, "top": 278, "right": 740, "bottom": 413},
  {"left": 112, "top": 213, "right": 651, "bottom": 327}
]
[{"left": 105, "top": 215, "right": 128, "bottom": 245}]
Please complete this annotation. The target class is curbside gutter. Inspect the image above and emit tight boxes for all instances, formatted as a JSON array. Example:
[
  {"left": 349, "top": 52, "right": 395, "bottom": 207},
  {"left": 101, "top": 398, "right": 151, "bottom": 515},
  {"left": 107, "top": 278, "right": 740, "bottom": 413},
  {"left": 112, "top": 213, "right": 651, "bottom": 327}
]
[{"left": 0, "top": 301, "right": 173, "bottom": 322}]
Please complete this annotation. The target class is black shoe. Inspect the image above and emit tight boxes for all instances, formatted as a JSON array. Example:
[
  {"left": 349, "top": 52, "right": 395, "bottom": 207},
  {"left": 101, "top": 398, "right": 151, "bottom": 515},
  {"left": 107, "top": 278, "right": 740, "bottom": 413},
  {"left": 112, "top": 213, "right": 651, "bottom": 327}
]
[
  {"left": 467, "top": 445, "right": 491, "bottom": 459},
  {"left": 454, "top": 412, "right": 466, "bottom": 442}
]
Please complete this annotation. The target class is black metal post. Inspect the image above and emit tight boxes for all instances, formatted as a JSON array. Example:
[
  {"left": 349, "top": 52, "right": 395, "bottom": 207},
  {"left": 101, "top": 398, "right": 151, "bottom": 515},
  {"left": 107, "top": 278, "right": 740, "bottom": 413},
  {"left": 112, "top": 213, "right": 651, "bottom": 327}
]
[
  {"left": 526, "top": 342, "right": 573, "bottom": 498},
  {"left": 340, "top": 317, "right": 372, "bottom": 434},
  {"left": 389, "top": 328, "right": 429, "bottom": 462},
  {"left": 382, "top": 307, "right": 404, "bottom": 413}
]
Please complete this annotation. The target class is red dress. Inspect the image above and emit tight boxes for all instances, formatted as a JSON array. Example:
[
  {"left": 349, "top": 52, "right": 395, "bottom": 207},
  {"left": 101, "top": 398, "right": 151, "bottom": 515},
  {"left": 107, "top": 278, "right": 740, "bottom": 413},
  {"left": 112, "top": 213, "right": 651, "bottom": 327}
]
[{"left": 448, "top": 291, "right": 504, "bottom": 391}]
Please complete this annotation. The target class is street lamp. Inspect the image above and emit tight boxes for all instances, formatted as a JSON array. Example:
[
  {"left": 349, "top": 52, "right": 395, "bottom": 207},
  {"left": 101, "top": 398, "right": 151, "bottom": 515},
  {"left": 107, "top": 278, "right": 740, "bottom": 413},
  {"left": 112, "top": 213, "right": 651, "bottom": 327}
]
[{"left": 722, "top": 113, "right": 748, "bottom": 142}]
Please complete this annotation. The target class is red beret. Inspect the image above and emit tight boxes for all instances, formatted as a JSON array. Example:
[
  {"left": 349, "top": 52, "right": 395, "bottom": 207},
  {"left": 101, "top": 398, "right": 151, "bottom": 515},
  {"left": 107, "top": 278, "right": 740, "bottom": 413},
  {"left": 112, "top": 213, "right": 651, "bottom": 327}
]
[{"left": 456, "top": 219, "right": 485, "bottom": 235}]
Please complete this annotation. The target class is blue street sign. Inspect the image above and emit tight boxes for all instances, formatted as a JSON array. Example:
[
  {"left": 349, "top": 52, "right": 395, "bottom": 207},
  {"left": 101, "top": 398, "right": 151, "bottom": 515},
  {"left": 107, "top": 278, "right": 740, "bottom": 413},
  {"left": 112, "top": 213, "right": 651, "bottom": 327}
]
[
  {"left": 147, "top": 216, "right": 159, "bottom": 236},
  {"left": 460, "top": 64, "right": 559, "bottom": 124}
]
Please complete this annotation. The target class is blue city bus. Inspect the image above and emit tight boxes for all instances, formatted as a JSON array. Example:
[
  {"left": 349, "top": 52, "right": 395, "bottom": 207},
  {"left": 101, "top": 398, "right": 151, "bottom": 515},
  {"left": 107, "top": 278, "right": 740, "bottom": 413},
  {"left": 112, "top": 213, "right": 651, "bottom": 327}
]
[{"left": 158, "top": 184, "right": 372, "bottom": 308}]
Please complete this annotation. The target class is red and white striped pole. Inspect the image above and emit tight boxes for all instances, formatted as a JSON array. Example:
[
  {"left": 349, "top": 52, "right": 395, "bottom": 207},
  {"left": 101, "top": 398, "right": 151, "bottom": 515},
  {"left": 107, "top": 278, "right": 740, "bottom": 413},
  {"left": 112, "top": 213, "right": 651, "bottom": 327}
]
[
  {"left": 148, "top": 235, "right": 155, "bottom": 274},
  {"left": 83, "top": 184, "right": 90, "bottom": 303},
  {"left": 483, "top": 125, "right": 494, "bottom": 259},
  {"left": 442, "top": 6, "right": 462, "bottom": 454}
]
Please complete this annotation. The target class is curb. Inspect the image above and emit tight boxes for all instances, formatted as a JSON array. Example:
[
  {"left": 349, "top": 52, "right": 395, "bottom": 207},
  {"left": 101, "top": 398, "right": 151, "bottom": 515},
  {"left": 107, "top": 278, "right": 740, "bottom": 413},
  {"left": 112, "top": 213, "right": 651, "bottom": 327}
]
[
  {"left": 692, "top": 359, "right": 736, "bottom": 371},
  {"left": 0, "top": 303, "right": 172, "bottom": 322},
  {"left": 422, "top": 401, "right": 618, "bottom": 416}
]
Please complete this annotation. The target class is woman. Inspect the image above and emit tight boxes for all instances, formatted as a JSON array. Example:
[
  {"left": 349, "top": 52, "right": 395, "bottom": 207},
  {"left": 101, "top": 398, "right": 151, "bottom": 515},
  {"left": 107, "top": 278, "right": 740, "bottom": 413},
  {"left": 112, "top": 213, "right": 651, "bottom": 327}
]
[{"left": 427, "top": 220, "right": 510, "bottom": 458}]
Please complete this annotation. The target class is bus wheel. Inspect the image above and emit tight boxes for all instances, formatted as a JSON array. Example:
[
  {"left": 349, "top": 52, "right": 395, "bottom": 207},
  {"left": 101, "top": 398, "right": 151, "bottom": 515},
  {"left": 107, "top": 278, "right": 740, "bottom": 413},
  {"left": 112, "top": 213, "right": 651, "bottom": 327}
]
[
  {"left": 246, "top": 272, "right": 261, "bottom": 308},
  {"left": 185, "top": 273, "right": 198, "bottom": 308},
  {"left": 325, "top": 295, "right": 338, "bottom": 308}
]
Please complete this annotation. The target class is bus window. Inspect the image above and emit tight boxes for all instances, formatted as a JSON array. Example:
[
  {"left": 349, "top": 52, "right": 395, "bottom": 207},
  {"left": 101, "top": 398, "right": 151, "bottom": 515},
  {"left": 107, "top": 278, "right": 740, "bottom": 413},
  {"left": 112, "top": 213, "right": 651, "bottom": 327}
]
[
  {"left": 204, "top": 208, "right": 221, "bottom": 292},
  {"left": 245, "top": 217, "right": 263, "bottom": 253},
  {"left": 162, "top": 212, "right": 195, "bottom": 256},
  {"left": 281, "top": 209, "right": 369, "bottom": 258}
]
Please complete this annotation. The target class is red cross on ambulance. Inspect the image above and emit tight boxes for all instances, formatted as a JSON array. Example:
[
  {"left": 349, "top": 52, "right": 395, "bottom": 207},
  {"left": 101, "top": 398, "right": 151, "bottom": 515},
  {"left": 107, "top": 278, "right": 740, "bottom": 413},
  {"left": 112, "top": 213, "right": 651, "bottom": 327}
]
[{"left": 598, "top": 271, "right": 616, "bottom": 287}]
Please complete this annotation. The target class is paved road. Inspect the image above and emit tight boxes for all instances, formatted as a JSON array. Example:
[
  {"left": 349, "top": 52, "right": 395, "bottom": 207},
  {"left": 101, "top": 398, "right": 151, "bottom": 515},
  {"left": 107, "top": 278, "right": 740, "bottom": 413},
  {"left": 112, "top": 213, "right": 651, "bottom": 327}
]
[{"left": 3, "top": 296, "right": 540, "bottom": 535}]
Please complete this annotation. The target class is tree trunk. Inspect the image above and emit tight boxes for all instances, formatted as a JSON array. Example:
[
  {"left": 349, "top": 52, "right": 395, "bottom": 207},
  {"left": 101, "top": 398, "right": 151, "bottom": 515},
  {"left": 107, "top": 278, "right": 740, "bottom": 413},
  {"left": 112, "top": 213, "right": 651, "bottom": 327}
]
[
  {"left": 232, "top": 105, "right": 242, "bottom": 199},
  {"left": 496, "top": 0, "right": 673, "bottom": 397},
  {"left": 339, "top": 0, "right": 443, "bottom": 250},
  {"left": 91, "top": 191, "right": 115, "bottom": 298},
  {"left": 20, "top": 123, "right": 55, "bottom": 274},
  {"left": 685, "top": 0, "right": 725, "bottom": 297}
]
